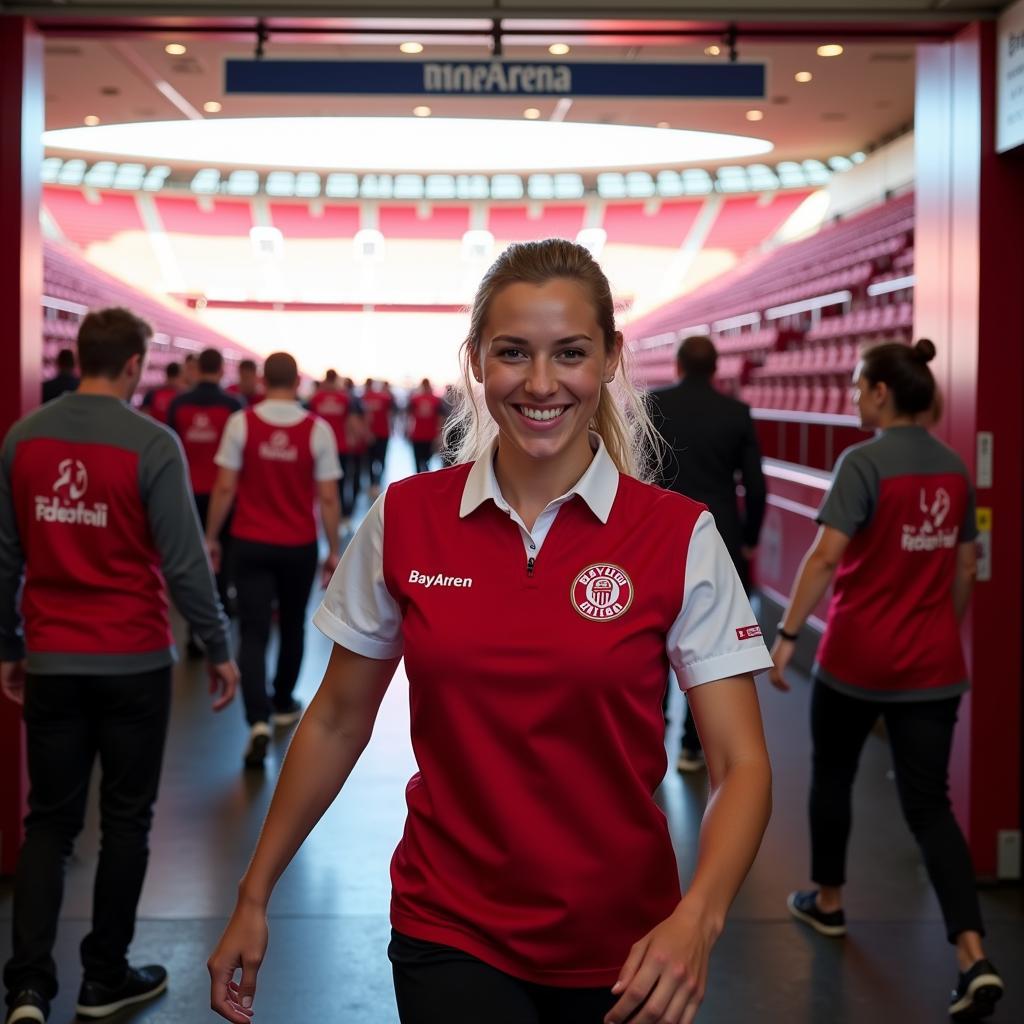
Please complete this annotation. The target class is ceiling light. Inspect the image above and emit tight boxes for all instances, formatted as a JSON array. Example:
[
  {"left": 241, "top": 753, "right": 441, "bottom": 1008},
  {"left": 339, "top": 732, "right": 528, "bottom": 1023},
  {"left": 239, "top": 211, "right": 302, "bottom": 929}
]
[
  {"left": 203, "top": 101, "right": 222, "bottom": 113},
  {"left": 704, "top": 45, "right": 722, "bottom": 56},
  {"left": 548, "top": 43, "right": 570, "bottom": 56},
  {"left": 400, "top": 42, "right": 424, "bottom": 55},
  {"left": 83, "top": 115, "right": 100, "bottom": 126},
  {"left": 164, "top": 43, "right": 187, "bottom": 56},
  {"left": 795, "top": 71, "right": 813, "bottom": 83},
  {"left": 413, "top": 106, "right": 431, "bottom": 117},
  {"left": 817, "top": 44, "right": 844, "bottom": 57},
  {"left": 746, "top": 110, "right": 764, "bottom": 122},
  {"left": 657, "top": 121, "right": 670, "bottom": 129},
  {"left": 524, "top": 108, "right": 541, "bottom": 120}
]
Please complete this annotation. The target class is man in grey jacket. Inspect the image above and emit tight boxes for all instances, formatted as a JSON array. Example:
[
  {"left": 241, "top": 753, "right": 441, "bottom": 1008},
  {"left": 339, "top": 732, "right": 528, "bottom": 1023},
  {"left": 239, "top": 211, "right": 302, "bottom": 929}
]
[{"left": 0, "top": 308, "right": 239, "bottom": 1024}]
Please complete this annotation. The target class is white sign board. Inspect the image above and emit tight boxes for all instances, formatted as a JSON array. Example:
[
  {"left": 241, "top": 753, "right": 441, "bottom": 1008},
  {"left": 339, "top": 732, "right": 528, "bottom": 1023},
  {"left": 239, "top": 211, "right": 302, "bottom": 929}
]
[{"left": 997, "top": 0, "right": 1024, "bottom": 152}]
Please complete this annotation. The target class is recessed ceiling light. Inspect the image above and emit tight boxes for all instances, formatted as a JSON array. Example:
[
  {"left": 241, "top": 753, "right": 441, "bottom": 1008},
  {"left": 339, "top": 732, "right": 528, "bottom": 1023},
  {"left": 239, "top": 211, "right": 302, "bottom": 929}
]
[
  {"left": 817, "top": 44, "right": 844, "bottom": 57},
  {"left": 704, "top": 45, "right": 722, "bottom": 57},
  {"left": 400, "top": 42, "right": 424, "bottom": 55},
  {"left": 203, "top": 101, "right": 222, "bottom": 113},
  {"left": 164, "top": 43, "right": 187, "bottom": 56},
  {"left": 83, "top": 115, "right": 100, "bottom": 126},
  {"left": 746, "top": 109, "right": 764, "bottom": 122},
  {"left": 795, "top": 71, "right": 813, "bottom": 83},
  {"left": 548, "top": 43, "right": 571, "bottom": 56},
  {"left": 413, "top": 105, "right": 432, "bottom": 117},
  {"left": 657, "top": 121, "right": 670, "bottom": 129},
  {"left": 524, "top": 108, "right": 542, "bottom": 120}
]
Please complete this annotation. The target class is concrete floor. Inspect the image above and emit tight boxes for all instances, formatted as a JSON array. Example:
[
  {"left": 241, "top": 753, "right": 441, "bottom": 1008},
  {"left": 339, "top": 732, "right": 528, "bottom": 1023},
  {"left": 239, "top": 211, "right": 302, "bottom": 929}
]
[{"left": 2, "top": 441, "right": 1021, "bottom": 1023}]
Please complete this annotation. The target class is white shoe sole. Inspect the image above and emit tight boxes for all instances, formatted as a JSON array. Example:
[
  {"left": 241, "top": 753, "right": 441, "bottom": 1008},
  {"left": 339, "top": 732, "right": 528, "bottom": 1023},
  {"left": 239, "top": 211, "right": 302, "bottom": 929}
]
[
  {"left": 75, "top": 976, "right": 167, "bottom": 1018},
  {"left": 6, "top": 1006, "right": 46, "bottom": 1024},
  {"left": 787, "top": 892, "right": 847, "bottom": 937},
  {"left": 271, "top": 710, "right": 302, "bottom": 728},
  {"left": 949, "top": 974, "right": 1004, "bottom": 1017},
  {"left": 676, "top": 757, "right": 706, "bottom": 774}
]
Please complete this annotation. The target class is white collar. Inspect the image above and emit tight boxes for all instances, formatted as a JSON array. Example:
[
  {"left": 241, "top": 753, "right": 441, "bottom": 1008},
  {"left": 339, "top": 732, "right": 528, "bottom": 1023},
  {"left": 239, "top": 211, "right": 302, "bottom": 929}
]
[{"left": 459, "top": 433, "right": 618, "bottom": 524}]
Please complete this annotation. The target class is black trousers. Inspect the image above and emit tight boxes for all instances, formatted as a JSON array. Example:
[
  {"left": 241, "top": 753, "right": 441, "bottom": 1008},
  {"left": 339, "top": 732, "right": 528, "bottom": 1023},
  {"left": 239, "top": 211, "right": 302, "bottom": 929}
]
[
  {"left": 809, "top": 679, "right": 985, "bottom": 943},
  {"left": 389, "top": 931, "right": 616, "bottom": 1024},
  {"left": 367, "top": 436, "right": 389, "bottom": 488},
  {"left": 411, "top": 440, "right": 434, "bottom": 474},
  {"left": 233, "top": 538, "right": 318, "bottom": 726},
  {"left": 339, "top": 453, "right": 362, "bottom": 518},
  {"left": 194, "top": 491, "right": 233, "bottom": 613},
  {"left": 3, "top": 669, "right": 172, "bottom": 1004}
]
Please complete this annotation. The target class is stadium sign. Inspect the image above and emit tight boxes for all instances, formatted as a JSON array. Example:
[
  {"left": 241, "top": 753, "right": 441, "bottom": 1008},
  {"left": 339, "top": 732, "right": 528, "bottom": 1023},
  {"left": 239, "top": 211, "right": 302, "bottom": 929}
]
[{"left": 225, "top": 59, "right": 765, "bottom": 99}]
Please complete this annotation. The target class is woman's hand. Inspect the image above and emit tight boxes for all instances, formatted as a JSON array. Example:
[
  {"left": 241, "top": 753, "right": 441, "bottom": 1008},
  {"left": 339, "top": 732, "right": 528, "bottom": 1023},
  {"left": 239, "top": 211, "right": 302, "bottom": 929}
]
[
  {"left": 605, "top": 900, "right": 719, "bottom": 1024},
  {"left": 208, "top": 899, "right": 269, "bottom": 1022},
  {"left": 768, "top": 637, "right": 795, "bottom": 692}
]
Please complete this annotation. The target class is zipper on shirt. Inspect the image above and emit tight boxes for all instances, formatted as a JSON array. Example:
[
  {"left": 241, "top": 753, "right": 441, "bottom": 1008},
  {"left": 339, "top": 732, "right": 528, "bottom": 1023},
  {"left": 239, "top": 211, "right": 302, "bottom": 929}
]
[{"left": 526, "top": 556, "right": 536, "bottom": 577}]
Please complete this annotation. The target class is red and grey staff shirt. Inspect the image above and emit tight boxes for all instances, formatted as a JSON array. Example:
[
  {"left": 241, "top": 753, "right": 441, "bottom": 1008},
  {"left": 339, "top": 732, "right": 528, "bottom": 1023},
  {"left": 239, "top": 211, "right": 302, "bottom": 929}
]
[
  {"left": 360, "top": 386, "right": 394, "bottom": 440},
  {"left": 140, "top": 383, "right": 179, "bottom": 424},
  {"left": 313, "top": 435, "right": 771, "bottom": 988},
  {"left": 167, "top": 382, "right": 243, "bottom": 496},
  {"left": 0, "top": 393, "right": 231, "bottom": 674},
  {"left": 309, "top": 388, "right": 361, "bottom": 456},
  {"left": 814, "top": 425, "right": 978, "bottom": 700},
  {"left": 214, "top": 400, "right": 341, "bottom": 547},
  {"left": 406, "top": 391, "right": 446, "bottom": 443}
]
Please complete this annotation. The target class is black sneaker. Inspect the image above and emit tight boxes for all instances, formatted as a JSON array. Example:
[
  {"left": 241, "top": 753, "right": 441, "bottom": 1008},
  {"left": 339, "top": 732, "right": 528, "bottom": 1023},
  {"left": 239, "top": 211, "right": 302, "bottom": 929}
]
[
  {"left": 270, "top": 698, "right": 303, "bottom": 728},
  {"left": 75, "top": 965, "right": 167, "bottom": 1019},
  {"left": 949, "top": 959, "right": 1004, "bottom": 1020},
  {"left": 244, "top": 722, "right": 271, "bottom": 769},
  {"left": 5, "top": 989, "right": 49, "bottom": 1024},
  {"left": 787, "top": 889, "right": 847, "bottom": 937}
]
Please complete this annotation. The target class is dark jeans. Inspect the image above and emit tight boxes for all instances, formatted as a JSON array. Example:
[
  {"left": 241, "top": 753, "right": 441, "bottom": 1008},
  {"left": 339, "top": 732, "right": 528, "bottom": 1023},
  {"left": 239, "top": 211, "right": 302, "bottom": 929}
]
[
  {"left": 388, "top": 931, "right": 616, "bottom": 1024},
  {"left": 339, "top": 453, "right": 362, "bottom": 518},
  {"left": 233, "top": 538, "right": 318, "bottom": 726},
  {"left": 194, "top": 491, "right": 233, "bottom": 614},
  {"left": 669, "top": 553, "right": 752, "bottom": 754},
  {"left": 809, "top": 679, "right": 984, "bottom": 943},
  {"left": 368, "top": 437, "right": 389, "bottom": 488},
  {"left": 411, "top": 440, "right": 434, "bottom": 474},
  {"left": 3, "top": 669, "right": 172, "bottom": 1004}
]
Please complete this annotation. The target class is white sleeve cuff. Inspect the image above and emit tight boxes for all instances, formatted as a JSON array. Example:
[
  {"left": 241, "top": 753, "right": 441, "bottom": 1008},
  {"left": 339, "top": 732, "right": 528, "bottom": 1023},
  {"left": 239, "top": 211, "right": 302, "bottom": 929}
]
[
  {"left": 312, "top": 604, "right": 404, "bottom": 660},
  {"left": 672, "top": 647, "right": 774, "bottom": 690}
]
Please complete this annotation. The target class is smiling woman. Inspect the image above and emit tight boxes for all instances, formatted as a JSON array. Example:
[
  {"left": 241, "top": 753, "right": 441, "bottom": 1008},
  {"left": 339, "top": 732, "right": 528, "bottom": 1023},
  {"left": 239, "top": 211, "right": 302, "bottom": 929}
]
[{"left": 42, "top": 117, "right": 773, "bottom": 173}]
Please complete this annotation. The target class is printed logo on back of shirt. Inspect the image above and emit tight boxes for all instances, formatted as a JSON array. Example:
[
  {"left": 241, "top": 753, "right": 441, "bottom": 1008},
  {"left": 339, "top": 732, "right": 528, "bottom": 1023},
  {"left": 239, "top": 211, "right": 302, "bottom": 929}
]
[
  {"left": 259, "top": 429, "right": 299, "bottom": 463},
  {"left": 571, "top": 563, "right": 634, "bottom": 622},
  {"left": 34, "top": 458, "right": 108, "bottom": 528},
  {"left": 901, "top": 486, "right": 957, "bottom": 552},
  {"left": 185, "top": 412, "right": 219, "bottom": 444}
]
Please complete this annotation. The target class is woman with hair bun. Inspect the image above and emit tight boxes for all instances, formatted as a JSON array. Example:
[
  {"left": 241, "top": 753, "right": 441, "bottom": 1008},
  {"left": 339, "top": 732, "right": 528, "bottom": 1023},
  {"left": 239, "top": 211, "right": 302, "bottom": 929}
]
[
  {"left": 770, "top": 338, "right": 1004, "bottom": 1020},
  {"left": 208, "top": 239, "right": 774, "bottom": 1024}
]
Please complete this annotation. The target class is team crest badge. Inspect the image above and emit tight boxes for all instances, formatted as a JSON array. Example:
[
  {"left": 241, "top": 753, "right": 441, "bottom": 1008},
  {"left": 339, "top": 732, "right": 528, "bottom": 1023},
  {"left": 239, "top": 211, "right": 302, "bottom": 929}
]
[{"left": 571, "top": 563, "right": 634, "bottom": 622}]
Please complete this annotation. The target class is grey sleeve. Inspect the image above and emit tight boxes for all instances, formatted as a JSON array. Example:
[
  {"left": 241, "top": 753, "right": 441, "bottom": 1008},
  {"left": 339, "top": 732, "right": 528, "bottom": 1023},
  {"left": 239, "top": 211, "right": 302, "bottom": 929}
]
[
  {"left": 817, "top": 448, "right": 877, "bottom": 537},
  {"left": 959, "top": 478, "right": 979, "bottom": 542},
  {"left": 0, "top": 433, "right": 26, "bottom": 661},
  {"left": 140, "top": 430, "right": 232, "bottom": 663}
]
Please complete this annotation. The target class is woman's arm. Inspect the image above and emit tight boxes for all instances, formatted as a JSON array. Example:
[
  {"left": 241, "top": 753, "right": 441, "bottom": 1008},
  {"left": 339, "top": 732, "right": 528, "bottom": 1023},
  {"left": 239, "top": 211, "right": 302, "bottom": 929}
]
[
  {"left": 605, "top": 675, "right": 771, "bottom": 1024},
  {"left": 769, "top": 525, "right": 849, "bottom": 691},
  {"left": 208, "top": 644, "right": 400, "bottom": 1022},
  {"left": 952, "top": 540, "right": 977, "bottom": 621}
]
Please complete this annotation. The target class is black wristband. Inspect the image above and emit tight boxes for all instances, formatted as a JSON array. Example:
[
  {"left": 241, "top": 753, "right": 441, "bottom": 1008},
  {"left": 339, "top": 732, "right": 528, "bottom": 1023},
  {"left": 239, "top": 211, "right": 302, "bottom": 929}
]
[{"left": 776, "top": 622, "right": 800, "bottom": 642}]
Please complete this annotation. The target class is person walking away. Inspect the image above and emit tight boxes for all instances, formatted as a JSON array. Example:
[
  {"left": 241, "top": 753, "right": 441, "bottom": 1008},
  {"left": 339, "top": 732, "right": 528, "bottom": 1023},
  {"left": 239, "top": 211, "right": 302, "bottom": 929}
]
[
  {"left": 648, "top": 335, "right": 766, "bottom": 774},
  {"left": 168, "top": 347, "right": 244, "bottom": 654},
  {"left": 207, "top": 240, "right": 773, "bottom": 1024},
  {"left": 407, "top": 379, "right": 446, "bottom": 474},
  {"left": 204, "top": 352, "right": 342, "bottom": 770},
  {"left": 360, "top": 378, "right": 394, "bottom": 500},
  {"left": 770, "top": 339, "right": 1003, "bottom": 1021},
  {"left": 139, "top": 362, "right": 182, "bottom": 424},
  {"left": 0, "top": 307, "right": 238, "bottom": 1024},
  {"left": 41, "top": 349, "right": 79, "bottom": 404},
  {"left": 309, "top": 370, "right": 364, "bottom": 534},
  {"left": 226, "top": 359, "right": 265, "bottom": 407}
]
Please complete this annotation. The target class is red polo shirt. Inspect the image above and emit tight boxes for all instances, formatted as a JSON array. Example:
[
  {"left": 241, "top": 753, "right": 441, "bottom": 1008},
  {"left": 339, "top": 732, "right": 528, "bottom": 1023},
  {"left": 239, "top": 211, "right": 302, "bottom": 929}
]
[{"left": 314, "top": 438, "right": 771, "bottom": 986}]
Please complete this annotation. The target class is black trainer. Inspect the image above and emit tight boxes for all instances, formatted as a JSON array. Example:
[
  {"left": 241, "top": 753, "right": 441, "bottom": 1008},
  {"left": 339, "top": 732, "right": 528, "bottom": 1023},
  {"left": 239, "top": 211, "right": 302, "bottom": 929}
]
[
  {"left": 786, "top": 889, "right": 847, "bottom": 937},
  {"left": 75, "top": 965, "right": 168, "bottom": 1019},
  {"left": 5, "top": 989, "right": 49, "bottom": 1024},
  {"left": 949, "top": 959, "right": 1004, "bottom": 1020}
]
